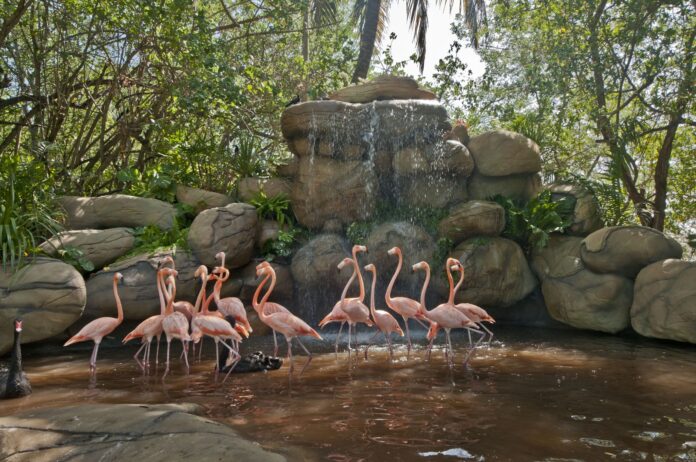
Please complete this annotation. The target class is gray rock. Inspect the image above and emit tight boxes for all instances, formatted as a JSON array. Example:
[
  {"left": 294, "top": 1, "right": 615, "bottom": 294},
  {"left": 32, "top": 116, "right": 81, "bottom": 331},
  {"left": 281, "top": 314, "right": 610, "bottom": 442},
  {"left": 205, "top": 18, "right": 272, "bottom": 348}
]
[
  {"left": 290, "top": 157, "right": 376, "bottom": 229},
  {"left": 532, "top": 235, "right": 633, "bottom": 333},
  {"left": 188, "top": 203, "right": 258, "bottom": 267},
  {"left": 257, "top": 220, "right": 281, "bottom": 250},
  {"left": 548, "top": 183, "right": 603, "bottom": 236},
  {"left": 39, "top": 228, "right": 134, "bottom": 269},
  {"left": 392, "top": 141, "right": 474, "bottom": 178},
  {"left": 0, "top": 403, "right": 285, "bottom": 461},
  {"left": 84, "top": 251, "right": 201, "bottom": 320},
  {"left": 438, "top": 140, "right": 475, "bottom": 177},
  {"left": 291, "top": 234, "right": 351, "bottom": 293},
  {"left": 631, "top": 259, "right": 696, "bottom": 343},
  {"left": 396, "top": 174, "right": 467, "bottom": 209},
  {"left": 451, "top": 237, "right": 537, "bottom": 308},
  {"left": 175, "top": 185, "right": 232, "bottom": 213},
  {"left": 467, "top": 172, "right": 542, "bottom": 202},
  {"left": 580, "top": 226, "right": 683, "bottom": 278},
  {"left": 237, "top": 177, "right": 291, "bottom": 201},
  {"left": 277, "top": 156, "right": 299, "bottom": 178},
  {"left": 366, "top": 222, "right": 436, "bottom": 291},
  {"left": 0, "top": 258, "right": 86, "bottom": 355},
  {"left": 467, "top": 130, "right": 542, "bottom": 176},
  {"left": 58, "top": 194, "right": 176, "bottom": 230},
  {"left": 438, "top": 200, "right": 505, "bottom": 245},
  {"left": 328, "top": 75, "right": 437, "bottom": 103},
  {"left": 392, "top": 146, "right": 429, "bottom": 176},
  {"left": 290, "top": 137, "right": 366, "bottom": 160}
]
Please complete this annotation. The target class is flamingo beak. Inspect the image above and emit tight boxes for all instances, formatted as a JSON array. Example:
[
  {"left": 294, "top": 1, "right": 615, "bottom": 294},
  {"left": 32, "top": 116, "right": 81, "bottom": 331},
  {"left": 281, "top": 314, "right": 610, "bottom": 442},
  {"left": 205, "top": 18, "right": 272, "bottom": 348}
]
[{"left": 235, "top": 324, "right": 250, "bottom": 338}]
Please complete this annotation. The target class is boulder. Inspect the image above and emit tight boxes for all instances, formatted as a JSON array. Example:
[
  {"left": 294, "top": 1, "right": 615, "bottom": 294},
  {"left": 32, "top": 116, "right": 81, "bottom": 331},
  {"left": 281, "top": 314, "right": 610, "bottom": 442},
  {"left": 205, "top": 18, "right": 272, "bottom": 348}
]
[
  {"left": 438, "top": 201, "right": 505, "bottom": 245},
  {"left": 467, "top": 130, "right": 542, "bottom": 176},
  {"left": 580, "top": 226, "right": 683, "bottom": 278},
  {"left": 237, "top": 177, "right": 291, "bottom": 201},
  {"left": 396, "top": 175, "right": 467, "bottom": 209},
  {"left": 39, "top": 228, "right": 134, "bottom": 269},
  {"left": 451, "top": 237, "right": 537, "bottom": 308},
  {"left": 437, "top": 140, "right": 475, "bottom": 177},
  {"left": 277, "top": 156, "right": 299, "bottom": 178},
  {"left": 84, "top": 251, "right": 203, "bottom": 320},
  {"left": 257, "top": 220, "right": 282, "bottom": 250},
  {"left": 175, "top": 185, "right": 232, "bottom": 213},
  {"left": 58, "top": 194, "right": 176, "bottom": 230},
  {"left": 548, "top": 183, "right": 603, "bottom": 235},
  {"left": 393, "top": 147, "right": 429, "bottom": 176},
  {"left": 631, "top": 259, "right": 696, "bottom": 343},
  {"left": 289, "top": 138, "right": 365, "bottom": 160},
  {"left": 366, "top": 222, "right": 436, "bottom": 291},
  {"left": 467, "top": 172, "right": 542, "bottom": 202},
  {"left": 328, "top": 75, "right": 437, "bottom": 103},
  {"left": 0, "top": 403, "right": 285, "bottom": 461},
  {"left": 0, "top": 258, "right": 86, "bottom": 355},
  {"left": 291, "top": 234, "right": 351, "bottom": 292},
  {"left": 188, "top": 203, "right": 258, "bottom": 267},
  {"left": 290, "top": 157, "right": 376, "bottom": 229},
  {"left": 392, "top": 141, "right": 474, "bottom": 178},
  {"left": 452, "top": 122, "right": 470, "bottom": 145},
  {"left": 531, "top": 235, "right": 633, "bottom": 333}
]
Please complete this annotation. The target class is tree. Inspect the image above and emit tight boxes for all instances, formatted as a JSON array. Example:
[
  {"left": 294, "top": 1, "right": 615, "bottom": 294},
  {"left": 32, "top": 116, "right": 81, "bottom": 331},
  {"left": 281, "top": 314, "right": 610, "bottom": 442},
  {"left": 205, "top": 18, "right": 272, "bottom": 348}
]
[
  {"left": 351, "top": 0, "right": 487, "bottom": 82},
  {"left": 446, "top": 0, "right": 695, "bottom": 233}
]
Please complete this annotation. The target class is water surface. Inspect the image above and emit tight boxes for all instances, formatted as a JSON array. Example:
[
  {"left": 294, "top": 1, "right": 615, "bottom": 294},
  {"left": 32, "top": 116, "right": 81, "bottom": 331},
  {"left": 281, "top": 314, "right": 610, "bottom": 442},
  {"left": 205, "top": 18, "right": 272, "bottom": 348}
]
[{"left": 2, "top": 327, "right": 696, "bottom": 461}]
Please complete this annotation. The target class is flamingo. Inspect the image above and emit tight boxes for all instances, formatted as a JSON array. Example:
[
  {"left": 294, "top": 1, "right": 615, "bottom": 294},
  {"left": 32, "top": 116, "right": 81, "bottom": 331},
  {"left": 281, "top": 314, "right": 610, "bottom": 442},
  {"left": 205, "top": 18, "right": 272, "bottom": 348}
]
[
  {"left": 161, "top": 274, "right": 191, "bottom": 377},
  {"left": 363, "top": 264, "right": 404, "bottom": 360},
  {"left": 253, "top": 261, "right": 291, "bottom": 356},
  {"left": 209, "top": 260, "right": 253, "bottom": 335},
  {"left": 64, "top": 273, "right": 125, "bottom": 372},
  {"left": 255, "top": 264, "right": 322, "bottom": 375},
  {"left": 159, "top": 256, "right": 194, "bottom": 321},
  {"left": 385, "top": 246, "right": 429, "bottom": 357},
  {"left": 122, "top": 267, "right": 174, "bottom": 370},
  {"left": 338, "top": 248, "right": 374, "bottom": 358},
  {"left": 318, "top": 258, "right": 357, "bottom": 356},
  {"left": 412, "top": 261, "right": 480, "bottom": 368},
  {"left": 451, "top": 260, "right": 496, "bottom": 344}
]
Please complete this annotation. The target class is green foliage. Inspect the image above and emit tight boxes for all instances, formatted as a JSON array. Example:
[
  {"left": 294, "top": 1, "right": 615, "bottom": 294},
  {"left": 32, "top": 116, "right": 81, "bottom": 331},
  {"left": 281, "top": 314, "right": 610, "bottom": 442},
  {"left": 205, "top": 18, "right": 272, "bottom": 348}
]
[
  {"left": 231, "top": 136, "right": 274, "bottom": 180},
  {"left": 56, "top": 246, "right": 95, "bottom": 273},
  {"left": 261, "top": 228, "right": 300, "bottom": 261},
  {"left": 493, "top": 191, "right": 574, "bottom": 253},
  {"left": 346, "top": 221, "right": 373, "bottom": 245},
  {"left": 118, "top": 165, "right": 178, "bottom": 203},
  {"left": 433, "top": 237, "right": 454, "bottom": 272},
  {"left": 249, "top": 192, "right": 294, "bottom": 226},
  {"left": 346, "top": 202, "right": 449, "bottom": 245},
  {"left": 121, "top": 225, "right": 190, "bottom": 260}
]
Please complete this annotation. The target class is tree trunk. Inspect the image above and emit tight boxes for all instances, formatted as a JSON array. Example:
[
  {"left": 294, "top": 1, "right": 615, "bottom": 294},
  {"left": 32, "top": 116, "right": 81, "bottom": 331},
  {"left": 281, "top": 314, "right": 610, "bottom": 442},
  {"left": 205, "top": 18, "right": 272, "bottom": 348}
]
[
  {"left": 352, "top": 0, "right": 382, "bottom": 83},
  {"left": 301, "top": 2, "right": 310, "bottom": 101}
]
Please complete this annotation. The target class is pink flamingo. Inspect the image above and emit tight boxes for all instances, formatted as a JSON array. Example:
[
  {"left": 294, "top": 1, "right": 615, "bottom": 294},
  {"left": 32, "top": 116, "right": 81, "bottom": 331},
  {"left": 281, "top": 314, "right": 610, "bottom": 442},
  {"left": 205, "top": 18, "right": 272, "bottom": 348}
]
[
  {"left": 451, "top": 260, "right": 495, "bottom": 344},
  {"left": 413, "top": 261, "right": 480, "bottom": 368},
  {"left": 385, "top": 246, "right": 429, "bottom": 357},
  {"left": 253, "top": 261, "right": 291, "bottom": 356},
  {"left": 363, "top": 263, "right": 404, "bottom": 360},
  {"left": 159, "top": 256, "right": 194, "bottom": 321},
  {"left": 161, "top": 273, "right": 191, "bottom": 377},
  {"left": 318, "top": 258, "right": 357, "bottom": 356},
  {"left": 64, "top": 273, "right": 125, "bottom": 372},
  {"left": 122, "top": 267, "right": 174, "bottom": 370},
  {"left": 209, "top": 261, "right": 253, "bottom": 334},
  {"left": 256, "top": 264, "right": 322, "bottom": 375},
  {"left": 338, "top": 248, "right": 374, "bottom": 358}
]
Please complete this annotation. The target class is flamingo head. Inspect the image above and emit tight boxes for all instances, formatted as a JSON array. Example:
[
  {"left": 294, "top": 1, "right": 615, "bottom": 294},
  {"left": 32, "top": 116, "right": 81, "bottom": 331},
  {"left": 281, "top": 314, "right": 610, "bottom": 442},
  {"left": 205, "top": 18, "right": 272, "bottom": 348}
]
[
  {"left": 255, "top": 260, "right": 271, "bottom": 271},
  {"left": 387, "top": 246, "right": 400, "bottom": 256},
  {"left": 426, "top": 322, "right": 438, "bottom": 340},
  {"left": 364, "top": 263, "right": 375, "bottom": 273},
  {"left": 114, "top": 272, "right": 124, "bottom": 282},
  {"left": 194, "top": 265, "right": 208, "bottom": 279},
  {"left": 215, "top": 251, "right": 225, "bottom": 263},
  {"left": 14, "top": 319, "right": 22, "bottom": 332},
  {"left": 165, "top": 275, "right": 176, "bottom": 287},
  {"left": 337, "top": 257, "right": 353, "bottom": 271},
  {"left": 235, "top": 324, "right": 250, "bottom": 338},
  {"left": 160, "top": 256, "right": 175, "bottom": 268},
  {"left": 411, "top": 261, "right": 428, "bottom": 272},
  {"left": 256, "top": 265, "right": 272, "bottom": 278},
  {"left": 352, "top": 244, "right": 367, "bottom": 254}
]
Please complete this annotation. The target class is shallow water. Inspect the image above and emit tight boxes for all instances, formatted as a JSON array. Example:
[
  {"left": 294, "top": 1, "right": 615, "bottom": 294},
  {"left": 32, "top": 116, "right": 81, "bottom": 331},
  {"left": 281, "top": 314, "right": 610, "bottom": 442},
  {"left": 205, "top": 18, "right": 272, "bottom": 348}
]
[{"left": 2, "top": 327, "right": 696, "bottom": 461}]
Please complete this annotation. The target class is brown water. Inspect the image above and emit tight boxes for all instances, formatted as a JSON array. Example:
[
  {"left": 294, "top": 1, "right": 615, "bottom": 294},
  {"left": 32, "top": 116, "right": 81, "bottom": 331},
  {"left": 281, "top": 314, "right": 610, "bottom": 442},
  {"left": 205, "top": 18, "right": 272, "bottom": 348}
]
[{"left": 2, "top": 327, "right": 696, "bottom": 461}]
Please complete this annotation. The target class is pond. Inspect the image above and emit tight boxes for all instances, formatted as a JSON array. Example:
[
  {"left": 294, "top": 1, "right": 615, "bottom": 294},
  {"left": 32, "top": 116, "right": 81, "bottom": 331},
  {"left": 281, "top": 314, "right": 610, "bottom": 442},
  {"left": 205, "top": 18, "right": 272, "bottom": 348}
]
[{"left": 3, "top": 327, "right": 696, "bottom": 461}]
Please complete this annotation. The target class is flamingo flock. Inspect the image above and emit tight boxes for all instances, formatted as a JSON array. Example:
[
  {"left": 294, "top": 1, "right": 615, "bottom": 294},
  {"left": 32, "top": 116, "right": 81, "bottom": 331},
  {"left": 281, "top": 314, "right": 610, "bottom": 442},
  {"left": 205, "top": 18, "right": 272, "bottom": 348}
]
[{"left": 64, "top": 246, "right": 496, "bottom": 377}]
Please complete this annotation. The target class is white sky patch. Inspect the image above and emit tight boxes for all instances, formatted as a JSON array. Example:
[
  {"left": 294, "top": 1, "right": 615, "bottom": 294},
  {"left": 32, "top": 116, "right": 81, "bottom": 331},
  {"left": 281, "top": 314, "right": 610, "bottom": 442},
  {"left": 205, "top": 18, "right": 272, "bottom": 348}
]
[{"left": 384, "top": 0, "right": 486, "bottom": 81}]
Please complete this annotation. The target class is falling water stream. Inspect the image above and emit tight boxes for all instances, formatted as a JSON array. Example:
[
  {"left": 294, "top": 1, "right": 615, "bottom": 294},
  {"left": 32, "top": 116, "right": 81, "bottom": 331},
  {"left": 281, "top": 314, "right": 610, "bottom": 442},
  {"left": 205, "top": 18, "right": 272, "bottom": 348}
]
[{"left": 2, "top": 327, "right": 696, "bottom": 461}]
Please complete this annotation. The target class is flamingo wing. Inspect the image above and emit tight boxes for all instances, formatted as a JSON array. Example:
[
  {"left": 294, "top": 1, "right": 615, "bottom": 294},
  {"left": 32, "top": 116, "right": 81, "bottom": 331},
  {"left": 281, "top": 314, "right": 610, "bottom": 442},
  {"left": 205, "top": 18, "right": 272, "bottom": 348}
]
[{"left": 65, "top": 317, "right": 120, "bottom": 346}]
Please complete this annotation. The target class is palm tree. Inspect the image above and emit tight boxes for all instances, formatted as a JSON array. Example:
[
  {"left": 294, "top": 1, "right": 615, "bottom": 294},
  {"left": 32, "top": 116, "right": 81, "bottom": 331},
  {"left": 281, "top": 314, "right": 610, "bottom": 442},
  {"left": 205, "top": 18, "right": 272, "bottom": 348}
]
[{"left": 351, "top": 0, "right": 487, "bottom": 83}]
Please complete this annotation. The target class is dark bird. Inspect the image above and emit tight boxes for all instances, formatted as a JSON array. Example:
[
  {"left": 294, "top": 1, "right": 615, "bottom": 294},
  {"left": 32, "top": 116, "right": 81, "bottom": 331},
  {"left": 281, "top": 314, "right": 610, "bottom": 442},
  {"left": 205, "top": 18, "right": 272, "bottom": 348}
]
[
  {"left": 1, "top": 319, "right": 32, "bottom": 399},
  {"left": 284, "top": 95, "right": 300, "bottom": 108}
]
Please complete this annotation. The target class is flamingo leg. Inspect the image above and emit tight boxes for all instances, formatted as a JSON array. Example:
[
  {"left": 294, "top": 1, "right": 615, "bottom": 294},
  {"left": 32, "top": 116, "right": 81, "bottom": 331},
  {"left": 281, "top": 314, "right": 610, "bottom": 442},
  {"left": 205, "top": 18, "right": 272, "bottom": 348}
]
[
  {"left": 295, "top": 337, "right": 313, "bottom": 376},
  {"left": 364, "top": 330, "right": 382, "bottom": 360},
  {"left": 425, "top": 332, "right": 436, "bottom": 361},
  {"left": 214, "top": 340, "right": 220, "bottom": 373},
  {"left": 346, "top": 324, "right": 352, "bottom": 360},
  {"left": 462, "top": 328, "right": 486, "bottom": 366},
  {"left": 480, "top": 323, "right": 494, "bottom": 344},
  {"left": 387, "top": 335, "right": 394, "bottom": 360},
  {"left": 445, "top": 329, "right": 454, "bottom": 369},
  {"left": 467, "top": 328, "right": 472, "bottom": 346},
  {"left": 144, "top": 340, "right": 150, "bottom": 367},
  {"left": 403, "top": 317, "right": 412, "bottom": 358},
  {"left": 273, "top": 330, "right": 279, "bottom": 357},
  {"left": 222, "top": 341, "right": 241, "bottom": 383},
  {"left": 155, "top": 335, "right": 161, "bottom": 365},
  {"left": 134, "top": 342, "right": 146, "bottom": 371},
  {"left": 286, "top": 338, "right": 294, "bottom": 375},
  {"left": 198, "top": 337, "right": 204, "bottom": 362},
  {"left": 164, "top": 339, "right": 172, "bottom": 378},
  {"left": 334, "top": 322, "right": 345, "bottom": 358},
  {"left": 89, "top": 341, "right": 101, "bottom": 372},
  {"left": 414, "top": 318, "right": 429, "bottom": 330},
  {"left": 181, "top": 340, "right": 190, "bottom": 373}
]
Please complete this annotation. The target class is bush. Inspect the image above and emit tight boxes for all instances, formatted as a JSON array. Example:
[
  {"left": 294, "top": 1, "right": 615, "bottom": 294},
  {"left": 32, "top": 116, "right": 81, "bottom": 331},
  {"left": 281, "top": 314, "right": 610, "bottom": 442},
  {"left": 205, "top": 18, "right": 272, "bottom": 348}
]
[{"left": 249, "top": 191, "right": 294, "bottom": 226}]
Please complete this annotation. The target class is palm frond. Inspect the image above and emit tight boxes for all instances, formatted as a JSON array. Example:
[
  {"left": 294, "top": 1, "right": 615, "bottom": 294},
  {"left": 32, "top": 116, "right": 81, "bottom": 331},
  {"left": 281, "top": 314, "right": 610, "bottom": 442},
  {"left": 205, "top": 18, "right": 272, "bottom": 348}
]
[
  {"left": 373, "top": 0, "right": 391, "bottom": 47},
  {"left": 352, "top": 0, "right": 368, "bottom": 33},
  {"left": 312, "top": 0, "right": 338, "bottom": 26},
  {"left": 406, "top": 0, "right": 429, "bottom": 73},
  {"left": 437, "top": 0, "right": 487, "bottom": 48}
]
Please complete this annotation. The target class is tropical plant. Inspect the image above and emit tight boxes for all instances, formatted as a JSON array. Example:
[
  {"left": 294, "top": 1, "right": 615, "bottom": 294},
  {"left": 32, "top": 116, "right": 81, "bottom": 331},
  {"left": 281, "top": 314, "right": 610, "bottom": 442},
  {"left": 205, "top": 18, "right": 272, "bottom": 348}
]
[
  {"left": 493, "top": 191, "right": 574, "bottom": 253},
  {"left": 261, "top": 228, "right": 300, "bottom": 261},
  {"left": 56, "top": 246, "right": 95, "bottom": 273},
  {"left": 351, "top": 0, "right": 487, "bottom": 81},
  {"left": 249, "top": 191, "right": 294, "bottom": 226}
]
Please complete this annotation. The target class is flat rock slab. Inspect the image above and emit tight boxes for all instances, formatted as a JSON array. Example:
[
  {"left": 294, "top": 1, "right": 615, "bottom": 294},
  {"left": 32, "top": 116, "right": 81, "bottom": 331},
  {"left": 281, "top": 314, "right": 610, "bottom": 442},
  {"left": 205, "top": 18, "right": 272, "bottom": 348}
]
[
  {"left": 188, "top": 203, "right": 257, "bottom": 267},
  {"left": 438, "top": 200, "right": 505, "bottom": 245},
  {"left": 0, "top": 403, "right": 285, "bottom": 461},
  {"left": 548, "top": 183, "right": 603, "bottom": 236},
  {"left": 329, "top": 75, "right": 436, "bottom": 103},
  {"left": 175, "top": 185, "right": 232, "bottom": 213},
  {"left": 581, "top": 226, "right": 683, "bottom": 278},
  {"left": 39, "top": 228, "right": 135, "bottom": 269},
  {"left": 467, "top": 172, "right": 542, "bottom": 202},
  {"left": 58, "top": 195, "right": 176, "bottom": 230},
  {"left": 0, "top": 258, "right": 86, "bottom": 355},
  {"left": 467, "top": 130, "right": 542, "bottom": 177},
  {"left": 631, "top": 259, "right": 696, "bottom": 344}
]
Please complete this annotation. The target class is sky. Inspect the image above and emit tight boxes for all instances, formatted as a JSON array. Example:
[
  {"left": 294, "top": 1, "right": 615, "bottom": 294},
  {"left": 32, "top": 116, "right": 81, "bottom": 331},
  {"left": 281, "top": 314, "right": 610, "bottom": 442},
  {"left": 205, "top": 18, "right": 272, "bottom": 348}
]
[{"left": 384, "top": 1, "right": 486, "bottom": 80}]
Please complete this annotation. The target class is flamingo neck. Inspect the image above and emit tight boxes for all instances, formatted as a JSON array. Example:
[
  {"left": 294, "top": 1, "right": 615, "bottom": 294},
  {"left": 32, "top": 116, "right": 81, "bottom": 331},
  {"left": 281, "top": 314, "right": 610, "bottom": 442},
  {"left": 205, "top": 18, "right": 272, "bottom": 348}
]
[
  {"left": 113, "top": 277, "right": 124, "bottom": 323},
  {"left": 452, "top": 267, "right": 464, "bottom": 302},
  {"left": 368, "top": 268, "right": 377, "bottom": 320},
  {"left": 446, "top": 263, "right": 455, "bottom": 305},
  {"left": 156, "top": 271, "right": 166, "bottom": 316},
  {"left": 385, "top": 250, "right": 402, "bottom": 306},
  {"left": 341, "top": 268, "right": 357, "bottom": 303},
  {"left": 165, "top": 285, "right": 176, "bottom": 315},
  {"left": 194, "top": 273, "right": 208, "bottom": 315},
  {"left": 213, "top": 269, "right": 229, "bottom": 303},
  {"left": 258, "top": 270, "right": 277, "bottom": 320},
  {"left": 351, "top": 258, "right": 365, "bottom": 303},
  {"left": 419, "top": 264, "right": 431, "bottom": 314},
  {"left": 252, "top": 272, "right": 271, "bottom": 311}
]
